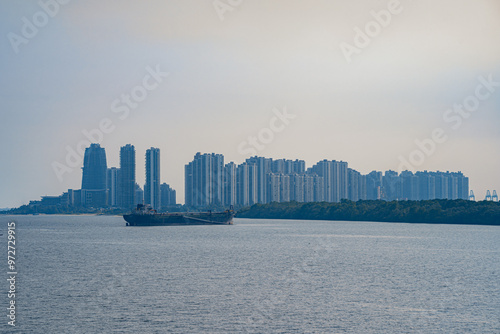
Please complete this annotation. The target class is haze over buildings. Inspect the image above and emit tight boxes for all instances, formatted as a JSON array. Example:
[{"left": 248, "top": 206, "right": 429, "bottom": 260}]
[
  {"left": 185, "top": 152, "right": 470, "bottom": 209},
  {"left": 1, "top": 1, "right": 499, "bottom": 207},
  {"left": 25, "top": 144, "right": 474, "bottom": 212}
]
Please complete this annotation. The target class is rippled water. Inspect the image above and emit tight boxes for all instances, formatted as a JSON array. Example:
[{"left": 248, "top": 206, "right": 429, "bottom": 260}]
[{"left": 1, "top": 215, "right": 499, "bottom": 333}]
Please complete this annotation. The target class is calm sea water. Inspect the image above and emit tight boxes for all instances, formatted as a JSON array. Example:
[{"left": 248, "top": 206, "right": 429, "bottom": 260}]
[{"left": 0, "top": 215, "right": 499, "bottom": 333}]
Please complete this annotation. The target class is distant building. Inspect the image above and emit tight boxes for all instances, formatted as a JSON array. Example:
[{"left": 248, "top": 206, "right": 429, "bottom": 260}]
[
  {"left": 400, "top": 171, "right": 418, "bottom": 200},
  {"left": 185, "top": 153, "right": 224, "bottom": 208},
  {"left": 313, "top": 174, "right": 325, "bottom": 202},
  {"left": 310, "top": 160, "right": 348, "bottom": 202},
  {"left": 366, "top": 171, "right": 383, "bottom": 200},
  {"left": 119, "top": 144, "right": 136, "bottom": 210},
  {"left": 237, "top": 163, "right": 257, "bottom": 206},
  {"left": 271, "top": 159, "right": 305, "bottom": 174},
  {"left": 81, "top": 143, "right": 107, "bottom": 207},
  {"left": 224, "top": 162, "right": 237, "bottom": 207},
  {"left": 416, "top": 171, "right": 435, "bottom": 200},
  {"left": 135, "top": 183, "right": 144, "bottom": 206},
  {"left": 160, "top": 183, "right": 176, "bottom": 208},
  {"left": 290, "top": 174, "right": 305, "bottom": 202},
  {"left": 82, "top": 143, "right": 107, "bottom": 190},
  {"left": 66, "top": 189, "right": 82, "bottom": 207},
  {"left": 304, "top": 174, "right": 315, "bottom": 202},
  {"left": 106, "top": 167, "right": 120, "bottom": 207},
  {"left": 382, "top": 170, "right": 401, "bottom": 201},
  {"left": 245, "top": 156, "right": 272, "bottom": 204},
  {"left": 266, "top": 173, "right": 281, "bottom": 203},
  {"left": 145, "top": 147, "right": 161, "bottom": 210},
  {"left": 375, "top": 170, "right": 468, "bottom": 201},
  {"left": 348, "top": 168, "right": 362, "bottom": 202},
  {"left": 280, "top": 174, "right": 290, "bottom": 202},
  {"left": 434, "top": 173, "right": 449, "bottom": 199},
  {"left": 457, "top": 173, "right": 469, "bottom": 200}
]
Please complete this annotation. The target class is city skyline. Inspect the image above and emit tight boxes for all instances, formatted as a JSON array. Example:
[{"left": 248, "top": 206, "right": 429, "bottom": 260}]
[
  {"left": 1, "top": 1, "right": 499, "bottom": 207},
  {"left": 17, "top": 143, "right": 479, "bottom": 210}
]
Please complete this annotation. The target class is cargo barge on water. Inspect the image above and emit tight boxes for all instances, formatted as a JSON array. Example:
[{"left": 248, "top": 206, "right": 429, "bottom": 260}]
[{"left": 123, "top": 204, "right": 235, "bottom": 226}]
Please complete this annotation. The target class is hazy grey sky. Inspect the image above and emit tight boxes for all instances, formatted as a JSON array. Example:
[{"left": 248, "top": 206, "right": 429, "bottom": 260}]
[{"left": 1, "top": 0, "right": 499, "bottom": 207}]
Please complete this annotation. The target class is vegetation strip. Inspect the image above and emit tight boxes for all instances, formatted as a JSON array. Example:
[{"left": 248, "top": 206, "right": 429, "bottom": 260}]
[{"left": 236, "top": 200, "right": 500, "bottom": 225}]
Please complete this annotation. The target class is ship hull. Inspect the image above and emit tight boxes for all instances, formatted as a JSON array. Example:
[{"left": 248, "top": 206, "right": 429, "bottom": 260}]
[{"left": 123, "top": 211, "right": 234, "bottom": 226}]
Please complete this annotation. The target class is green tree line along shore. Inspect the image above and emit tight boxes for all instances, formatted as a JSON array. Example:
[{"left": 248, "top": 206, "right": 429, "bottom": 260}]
[
  {"left": 3, "top": 200, "right": 499, "bottom": 226},
  {"left": 236, "top": 200, "right": 500, "bottom": 225}
]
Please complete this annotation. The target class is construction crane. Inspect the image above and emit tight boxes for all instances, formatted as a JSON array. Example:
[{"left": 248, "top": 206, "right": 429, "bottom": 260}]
[
  {"left": 493, "top": 190, "right": 498, "bottom": 202},
  {"left": 485, "top": 190, "right": 492, "bottom": 201},
  {"left": 469, "top": 190, "right": 475, "bottom": 201}
]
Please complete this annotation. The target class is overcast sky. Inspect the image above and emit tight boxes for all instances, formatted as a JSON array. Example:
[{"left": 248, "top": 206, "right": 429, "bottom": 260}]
[{"left": 1, "top": 0, "right": 499, "bottom": 207}]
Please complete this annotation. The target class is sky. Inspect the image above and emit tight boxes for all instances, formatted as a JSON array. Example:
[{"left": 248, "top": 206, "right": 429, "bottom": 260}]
[{"left": 0, "top": 0, "right": 499, "bottom": 207}]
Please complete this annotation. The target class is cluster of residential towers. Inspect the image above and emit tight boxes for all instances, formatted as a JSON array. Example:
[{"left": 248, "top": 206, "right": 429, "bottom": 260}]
[{"left": 185, "top": 153, "right": 470, "bottom": 209}]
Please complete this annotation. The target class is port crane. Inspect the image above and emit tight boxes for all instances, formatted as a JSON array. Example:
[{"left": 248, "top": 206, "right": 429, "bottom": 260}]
[
  {"left": 469, "top": 190, "right": 475, "bottom": 201},
  {"left": 485, "top": 190, "right": 498, "bottom": 201},
  {"left": 485, "top": 190, "right": 492, "bottom": 201}
]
